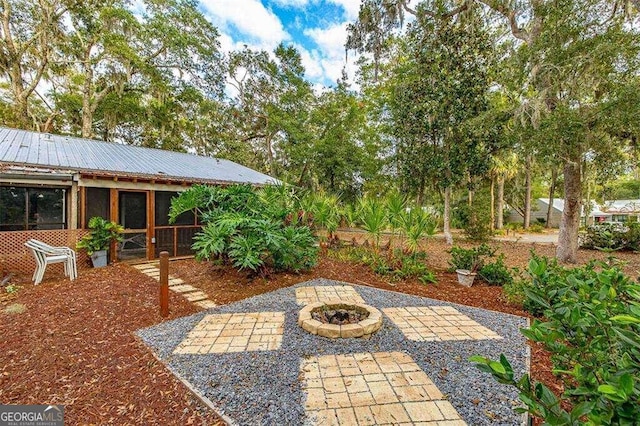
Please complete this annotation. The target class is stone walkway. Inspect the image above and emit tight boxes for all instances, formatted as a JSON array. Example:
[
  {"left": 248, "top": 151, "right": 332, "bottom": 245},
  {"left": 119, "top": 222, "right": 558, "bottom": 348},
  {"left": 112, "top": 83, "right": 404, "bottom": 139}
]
[
  {"left": 302, "top": 352, "right": 466, "bottom": 425},
  {"left": 132, "top": 262, "right": 217, "bottom": 310},
  {"left": 138, "top": 279, "right": 529, "bottom": 425}
]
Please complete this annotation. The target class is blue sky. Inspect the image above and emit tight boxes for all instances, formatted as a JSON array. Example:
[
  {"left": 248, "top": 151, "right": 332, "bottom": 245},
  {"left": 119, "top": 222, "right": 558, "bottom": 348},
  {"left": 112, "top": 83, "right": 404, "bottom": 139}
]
[{"left": 198, "top": 0, "right": 361, "bottom": 88}]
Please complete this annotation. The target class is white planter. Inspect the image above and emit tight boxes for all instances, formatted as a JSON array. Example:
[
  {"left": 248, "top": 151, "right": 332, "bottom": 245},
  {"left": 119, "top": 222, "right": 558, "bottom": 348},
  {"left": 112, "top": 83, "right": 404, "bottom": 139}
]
[
  {"left": 90, "top": 250, "right": 108, "bottom": 268},
  {"left": 456, "top": 269, "right": 477, "bottom": 287}
]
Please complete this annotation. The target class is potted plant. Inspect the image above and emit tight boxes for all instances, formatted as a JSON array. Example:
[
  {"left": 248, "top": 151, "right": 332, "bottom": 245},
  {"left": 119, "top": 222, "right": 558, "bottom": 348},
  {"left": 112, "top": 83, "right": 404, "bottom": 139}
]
[
  {"left": 77, "top": 217, "right": 124, "bottom": 267},
  {"left": 455, "top": 260, "right": 481, "bottom": 287},
  {"left": 448, "top": 244, "right": 494, "bottom": 287}
]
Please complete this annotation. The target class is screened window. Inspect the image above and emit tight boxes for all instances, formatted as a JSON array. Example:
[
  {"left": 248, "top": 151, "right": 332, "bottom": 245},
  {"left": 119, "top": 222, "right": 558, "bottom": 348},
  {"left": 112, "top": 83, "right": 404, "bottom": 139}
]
[
  {"left": 155, "top": 192, "right": 195, "bottom": 226},
  {"left": 85, "top": 187, "right": 110, "bottom": 227},
  {"left": 0, "top": 186, "right": 65, "bottom": 231}
]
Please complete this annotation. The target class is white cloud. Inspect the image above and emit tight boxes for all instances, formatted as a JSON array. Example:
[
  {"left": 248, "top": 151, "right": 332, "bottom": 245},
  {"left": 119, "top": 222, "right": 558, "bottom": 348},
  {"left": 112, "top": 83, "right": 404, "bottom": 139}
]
[
  {"left": 326, "top": 0, "right": 360, "bottom": 21},
  {"left": 200, "top": 0, "right": 289, "bottom": 49},
  {"left": 303, "top": 22, "right": 359, "bottom": 85},
  {"left": 271, "top": 0, "right": 311, "bottom": 7},
  {"left": 304, "top": 22, "right": 348, "bottom": 59},
  {"left": 295, "top": 44, "right": 324, "bottom": 81}
]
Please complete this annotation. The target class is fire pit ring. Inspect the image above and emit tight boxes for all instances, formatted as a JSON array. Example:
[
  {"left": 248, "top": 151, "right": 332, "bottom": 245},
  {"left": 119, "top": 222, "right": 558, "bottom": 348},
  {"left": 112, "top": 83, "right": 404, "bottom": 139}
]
[{"left": 298, "top": 299, "right": 383, "bottom": 339}]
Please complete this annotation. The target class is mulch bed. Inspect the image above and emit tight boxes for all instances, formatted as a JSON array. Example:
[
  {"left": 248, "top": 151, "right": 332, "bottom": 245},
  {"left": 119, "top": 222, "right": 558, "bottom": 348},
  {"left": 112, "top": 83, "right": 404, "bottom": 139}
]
[
  {"left": 1, "top": 236, "right": 636, "bottom": 424},
  {"left": 0, "top": 264, "right": 223, "bottom": 425}
]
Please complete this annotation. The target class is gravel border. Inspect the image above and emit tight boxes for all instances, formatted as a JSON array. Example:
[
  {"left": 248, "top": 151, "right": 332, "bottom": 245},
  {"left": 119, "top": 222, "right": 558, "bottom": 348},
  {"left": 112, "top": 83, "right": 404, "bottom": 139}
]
[{"left": 137, "top": 278, "right": 529, "bottom": 425}]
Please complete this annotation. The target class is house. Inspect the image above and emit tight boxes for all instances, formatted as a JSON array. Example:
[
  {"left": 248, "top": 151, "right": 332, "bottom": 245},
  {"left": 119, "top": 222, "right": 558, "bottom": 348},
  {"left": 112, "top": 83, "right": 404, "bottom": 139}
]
[
  {"left": 507, "top": 198, "right": 605, "bottom": 227},
  {"left": 597, "top": 200, "right": 640, "bottom": 223},
  {"left": 507, "top": 198, "right": 565, "bottom": 227},
  {"left": 0, "top": 126, "right": 275, "bottom": 274}
]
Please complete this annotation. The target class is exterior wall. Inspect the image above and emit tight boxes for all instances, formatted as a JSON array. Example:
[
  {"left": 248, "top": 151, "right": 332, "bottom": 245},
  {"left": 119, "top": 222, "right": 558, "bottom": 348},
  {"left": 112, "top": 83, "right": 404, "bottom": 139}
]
[
  {"left": 1, "top": 174, "right": 206, "bottom": 272},
  {"left": 507, "top": 199, "right": 563, "bottom": 227},
  {"left": 0, "top": 229, "right": 89, "bottom": 275}
]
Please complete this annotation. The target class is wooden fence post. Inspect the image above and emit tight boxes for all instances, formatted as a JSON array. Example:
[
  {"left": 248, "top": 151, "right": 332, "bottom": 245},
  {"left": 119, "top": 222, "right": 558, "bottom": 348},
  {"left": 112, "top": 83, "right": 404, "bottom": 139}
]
[{"left": 159, "top": 251, "right": 169, "bottom": 317}]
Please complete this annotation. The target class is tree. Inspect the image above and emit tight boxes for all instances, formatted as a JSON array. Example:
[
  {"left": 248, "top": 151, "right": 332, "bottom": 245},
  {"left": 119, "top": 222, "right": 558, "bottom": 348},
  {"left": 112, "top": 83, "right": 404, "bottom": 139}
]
[
  {"left": 225, "top": 44, "right": 314, "bottom": 176},
  {"left": 349, "top": 0, "right": 640, "bottom": 261},
  {"left": 387, "top": 2, "right": 493, "bottom": 244},
  {"left": 0, "top": 0, "right": 67, "bottom": 128}
]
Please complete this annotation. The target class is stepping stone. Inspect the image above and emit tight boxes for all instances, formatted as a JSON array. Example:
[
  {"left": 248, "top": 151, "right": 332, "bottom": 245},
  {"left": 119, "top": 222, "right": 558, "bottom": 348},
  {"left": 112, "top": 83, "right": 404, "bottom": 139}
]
[
  {"left": 133, "top": 264, "right": 154, "bottom": 270},
  {"left": 301, "top": 352, "right": 467, "bottom": 425},
  {"left": 195, "top": 300, "right": 217, "bottom": 309},
  {"left": 296, "top": 285, "right": 365, "bottom": 305},
  {"left": 174, "top": 312, "right": 285, "bottom": 354},
  {"left": 182, "top": 291, "right": 209, "bottom": 302},
  {"left": 171, "top": 284, "right": 199, "bottom": 293},
  {"left": 383, "top": 306, "right": 502, "bottom": 342},
  {"left": 168, "top": 278, "right": 184, "bottom": 285}
]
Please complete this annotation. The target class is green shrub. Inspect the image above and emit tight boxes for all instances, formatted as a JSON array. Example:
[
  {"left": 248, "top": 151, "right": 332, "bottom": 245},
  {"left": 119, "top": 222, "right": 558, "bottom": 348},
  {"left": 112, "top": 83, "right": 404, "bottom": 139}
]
[
  {"left": 502, "top": 277, "right": 527, "bottom": 306},
  {"left": 580, "top": 222, "right": 640, "bottom": 252},
  {"left": 478, "top": 254, "right": 513, "bottom": 286},
  {"left": 171, "top": 184, "right": 318, "bottom": 275},
  {"left": 448, "top": 243, "right": 495, "bottom": 272},
  {"left": 528, "top": 223, "right": 545, "bottom": 233},
  {"left": 472, "top": 256, "right": 640, "bottom": 424},
  {"left": 330, "top": 246, "right": 437, "bottom": 284}
]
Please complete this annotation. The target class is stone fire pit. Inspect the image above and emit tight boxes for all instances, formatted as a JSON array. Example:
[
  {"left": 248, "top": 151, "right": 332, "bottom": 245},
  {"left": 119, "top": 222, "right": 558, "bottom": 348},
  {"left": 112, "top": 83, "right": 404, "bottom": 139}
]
[{"left": 298, "top": 300, "right": 383, "bottom": 338}]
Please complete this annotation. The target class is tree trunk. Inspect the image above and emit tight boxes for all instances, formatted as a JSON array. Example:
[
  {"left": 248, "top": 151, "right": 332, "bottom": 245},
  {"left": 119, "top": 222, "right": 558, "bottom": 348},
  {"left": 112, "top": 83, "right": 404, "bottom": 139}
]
[
  {"left": 490, "top": 175, "right": 495, "bottom": 230},
  {"left": 496, "top": 175, "right": 505, "bottom": 229},
  {"left": 523, "top": 155, "right": 532, "bottom": 229},
  {"left": 443, "top": 186, "right": 453, "bottom": 245},
  {"left": 546, "top": 168, "right": 558, "bottom": 228},
  {"left": 557, "top": 160, "right": 581, "bottom": 263},
  {"left": 81, "top": 50, "right": 94, "bottom": 138}
]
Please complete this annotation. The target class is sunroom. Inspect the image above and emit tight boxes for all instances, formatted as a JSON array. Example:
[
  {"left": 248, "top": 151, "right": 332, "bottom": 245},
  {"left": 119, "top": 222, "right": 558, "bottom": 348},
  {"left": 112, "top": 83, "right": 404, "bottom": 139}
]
[{"left": 0, "top": 126, "right": 275, "bottom": 273}]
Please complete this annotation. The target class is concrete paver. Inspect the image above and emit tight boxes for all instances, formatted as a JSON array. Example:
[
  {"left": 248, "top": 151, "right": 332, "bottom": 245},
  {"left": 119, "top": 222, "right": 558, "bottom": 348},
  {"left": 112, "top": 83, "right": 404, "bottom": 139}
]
[
  {"left": 301, "top": 352, "right": 467, "bottom": 426},
  {"left": 296, "top": 285, "right": 365, "bottom": 305},
  {"left": 383, "top": 306, "right": 502, "bottom": 342},
  {"left": 174, "top": 312, "right": 285, "bottom": 354}
]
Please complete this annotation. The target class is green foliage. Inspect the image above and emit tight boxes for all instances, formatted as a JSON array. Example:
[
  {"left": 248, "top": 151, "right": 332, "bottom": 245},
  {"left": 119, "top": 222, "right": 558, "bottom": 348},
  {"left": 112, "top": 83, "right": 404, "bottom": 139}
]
[
  {"left": 358, "top": 197, "right": 388, "bottom": 249},
  {"left": 398, "top": 207, "right": 438, "bottom": 253},
  {"left": 478, "top": 254, "right": 514, "bottom": 286},
  {"left": 329, "top": 247, "right": 437, "bottom": 284},
  {"left": 172, "top": 184, "right": 317, "bottom": 275},
  {"left": 299, "top": 191, "right": 341, "bottom": 238},
  {"left": 5, "top": 284, "right": 19, "bottom": 295},
  {"left": 448, "top": 244, "right": 495, "bottom": 272},
  {"left": 580, "top": 223, "right": 640, "bottom": 252},
  {"left": 472, "top": 256, "right": 640, "bottom": 424},
  {"left": 528, "top": 223, "right": 545, "bottom": 233},
  {"left": 77, "top": 217, "right": 124, "bottom": 255}
]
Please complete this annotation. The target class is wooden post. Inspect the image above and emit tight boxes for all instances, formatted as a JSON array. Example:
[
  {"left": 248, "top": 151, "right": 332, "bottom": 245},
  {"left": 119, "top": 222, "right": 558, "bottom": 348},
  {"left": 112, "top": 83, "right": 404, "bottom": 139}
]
[{"left": 159, "top": 251, "right": 169, "bottom": 317}]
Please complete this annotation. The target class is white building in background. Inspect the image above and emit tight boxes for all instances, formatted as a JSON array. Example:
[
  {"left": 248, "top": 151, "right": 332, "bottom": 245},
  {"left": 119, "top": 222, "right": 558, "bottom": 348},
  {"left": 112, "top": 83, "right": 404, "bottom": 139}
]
[{"left": 507, "top": 198, "right": 640, "bottom": 227}]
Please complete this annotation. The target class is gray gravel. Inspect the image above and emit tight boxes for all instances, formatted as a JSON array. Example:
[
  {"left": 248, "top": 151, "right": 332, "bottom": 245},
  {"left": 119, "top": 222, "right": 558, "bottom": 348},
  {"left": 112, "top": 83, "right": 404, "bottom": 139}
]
[{"left": 137, "top": 278, "right": 529, "bottom": 425}]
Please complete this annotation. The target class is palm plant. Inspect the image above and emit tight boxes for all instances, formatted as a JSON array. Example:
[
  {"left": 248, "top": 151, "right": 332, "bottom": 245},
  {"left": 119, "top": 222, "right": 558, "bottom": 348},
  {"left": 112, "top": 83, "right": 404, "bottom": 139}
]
[
  {"left": 385, "top": 191, "right": 408, "bottom": 246},
  {"left": 359, "top": 197, "right": 387, "bottom": 251},
  {"left": 399, "top": 207, "right": 437, "bottom": 253},
  {"left": 302, "top": 191, "right": 341, "bottom": 240}
]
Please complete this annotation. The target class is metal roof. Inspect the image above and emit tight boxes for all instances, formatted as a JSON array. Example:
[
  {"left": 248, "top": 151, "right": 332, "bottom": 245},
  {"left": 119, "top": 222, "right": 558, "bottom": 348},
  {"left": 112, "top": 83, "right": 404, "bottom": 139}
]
[{"left": 0, "top": 126, "right": 276, "bottom": 185}]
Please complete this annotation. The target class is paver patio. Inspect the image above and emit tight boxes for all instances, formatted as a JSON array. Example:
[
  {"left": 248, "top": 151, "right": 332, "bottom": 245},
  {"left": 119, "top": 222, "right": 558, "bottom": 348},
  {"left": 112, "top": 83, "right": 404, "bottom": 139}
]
[
  {"left": 138, "top": 279, "right": 529, "bottom": 425},
  {"left": 174, "top": 312, "right": 285, "bottom": 354},
  {"left": 302, "top": 352, "right": 466, "bottom": 425},
  {"left": 383, "top": 306, "right": 503, "bottom": 342},
  {"left": 296, "top": 285, "right": 366, "bottom": 305}
]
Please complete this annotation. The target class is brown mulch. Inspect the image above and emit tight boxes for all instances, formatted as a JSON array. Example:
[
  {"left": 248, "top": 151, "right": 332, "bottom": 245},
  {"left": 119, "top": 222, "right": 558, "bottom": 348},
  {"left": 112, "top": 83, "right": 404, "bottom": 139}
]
[
  {"left": 2, "top": 236, "right": 636, "bottom": 424},
  {"left": 0, "top": 264, "right": 224, "bottom": 425}
]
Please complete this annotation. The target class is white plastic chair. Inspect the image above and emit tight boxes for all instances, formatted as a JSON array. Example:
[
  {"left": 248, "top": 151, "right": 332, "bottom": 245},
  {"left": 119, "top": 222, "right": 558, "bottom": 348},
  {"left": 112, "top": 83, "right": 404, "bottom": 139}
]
[{"left": 25, "top": 239, "right": 77, "bottom": 285}]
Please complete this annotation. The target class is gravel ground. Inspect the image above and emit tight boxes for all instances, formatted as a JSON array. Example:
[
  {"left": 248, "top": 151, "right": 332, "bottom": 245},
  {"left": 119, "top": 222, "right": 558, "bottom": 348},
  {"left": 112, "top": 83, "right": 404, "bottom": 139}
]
[{"left": 137, "top": 278, "right": 529, "bottom": 426}]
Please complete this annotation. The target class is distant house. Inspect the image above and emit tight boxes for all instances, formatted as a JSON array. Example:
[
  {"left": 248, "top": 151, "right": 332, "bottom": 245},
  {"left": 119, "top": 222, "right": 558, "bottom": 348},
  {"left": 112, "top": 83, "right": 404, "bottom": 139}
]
[
  {"left": 508, "top": 198, "right": 640, "bottom": 227},
  {"left": 507, "top": 198, "right": 565, "bottom": 227},
  {"left": 596, "top": 200, "right": 640, "bottom": 223},
  {"left": 0, "top": 126, "right": 276, "bottom": 273}
]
